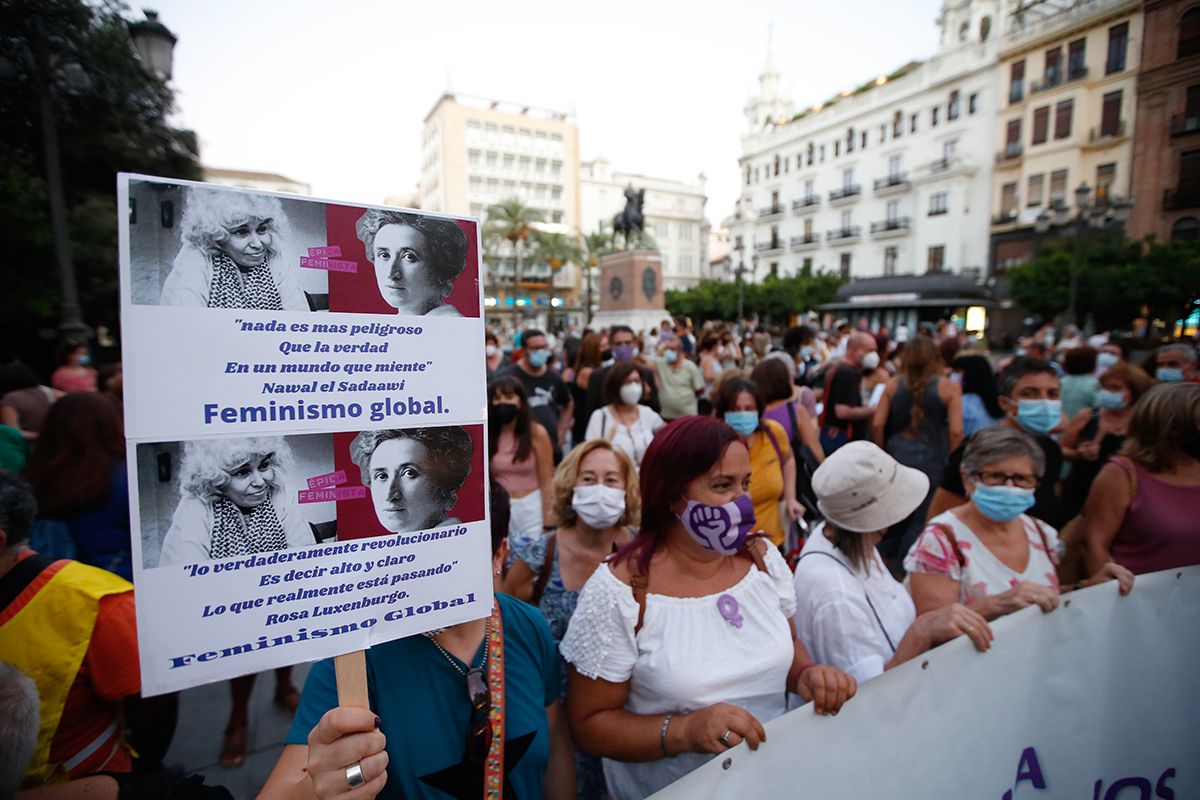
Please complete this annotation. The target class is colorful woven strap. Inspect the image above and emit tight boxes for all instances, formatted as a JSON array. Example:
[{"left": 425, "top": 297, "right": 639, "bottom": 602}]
[{"left": 484, "top": 599, "right": 505, "bottom": 799}]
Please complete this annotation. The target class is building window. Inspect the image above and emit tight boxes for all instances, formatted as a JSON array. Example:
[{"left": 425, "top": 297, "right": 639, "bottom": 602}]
[
  {"left": 802, "top": 257, "right": 814, "bottom": 274},
  {"left": 910, "top": 113, "right": 918, "bottom": 133},
  {"left": 839, "top": 253, "right": 852, "bottom": 279},
  {"left": 1049, "top": 169, "right": 1069, "bottom": 207},
  {"left": 774, "top": 155, "right": 781, "bottom": 176},
  {"left": 1182, "top": 10, "right": 1200, "bottom": 58},
  {"left": 1108, "top": 22, "right": 1131, "bottom": 71},
  {"left": 879, "top": 124, "right": 888, "bottom": 144},
  {"left": 893, "top": 110, "right": 904, "bottom": 137},
  {"left": 804, "top": 178, "right": 816, "bottom": 198},
  {"left": 1096, "top": 163, "right": 1117, "bottom": 202},
  {"left": 807, "top": 142, "right": 815, "bottom": 165},
  {"left": 745, "top": 167, "right": 752, "bottom": 186},
  {"left": 658, "top": 220, "right": 670, "bottom": 239},
  {"left": 1028, "top": 174, "right": 1044, "bottom": 207},
  {"left": 932, "top": 106, "right": 940, "bottom": 126},
  {"left": 834, "top": 140, "right": 841, "bottom": 157},
  {"left": 1101, "top": 90, "right": 1123, "bottom": 136},
  {"left": 929, "top": 192, "right": 948, "bottom": 216},
  {"left": 1179, "top": 150, "right": 1200, "bottom": 189},
  {"left": 949, "top": 90, "right": 961, "bottom": 120},
  {"left": 1006, "top": 118, "right": 1022, "bottom": 149},
  {"left": 1044, "top": 47, "right": 1062, "bottom": 86},
  {"left": 846, "top": 128, "right": 856, "bottom": 153},
  {"left": 886, "top": 199, "right": 900, "bottom": 221},
  {"left": 1001, "top": 182, "right": 1019, "bottom": 215},
  {"left": 841, "top": 209, "right": 853, "bottom": 228},
  {"left": 861, "top": 130, "right": 868, "bottom": 148},
  {"left": 1188, "top": 85, "right": 1200, "bottom": 125},
  {"left": 1010, "top": 60, "right": 1025, "bottom": 104},
  {"left": 943, "top": 139, "right": 957, "bottom": 160},
  {"left": 468, "top": 149, "right": 480, "bottom": 166},
  {"left": 734, "top": 235, "right": 744, "bottom": 251},
  {"left": 486, "top": 151, "right": 498, "bottom": 167},
  {"left": 884, "top": 246, "right": 898, "bottom": 276},
  {"left": 842, "top": 168, "right": 855, "bottom": 189},
  {"left": 1068, "top": 38, "right": 1087, "bottom": 80},
  {"left": 803, "top": 218, "right": 814, "bottom": 237},
  {"left": 1032, "top": 106, "right": 1050, "bottom": 144},
  {"left": 1054, "top": 99, "right": 1074, "bottom": 139},
  {"left": 551, "top": 211, "right": 563, "bottom": 224},
  {"left": 969, "top": 93, "right": 979, "bottom": 114},
  {"left": 1172, "top": 217, "right": 1200, "bottom": 240},
  {"left": 927, "top": 245, "right": 945, "bottom": 274},
  {"left": 770, "top": 225, "right": 780, "bottom": 249},
  {"left": 981, "top": 15, "right": 992, "bottom": 40},
  {"left": 502, "top": 154, "right": 514, "bottom": 169},
  {"left": 888, "top": 155, "right": 902, "bottom": 178}
]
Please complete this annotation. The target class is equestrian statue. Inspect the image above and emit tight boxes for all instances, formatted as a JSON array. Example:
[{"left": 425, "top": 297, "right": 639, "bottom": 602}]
[{"left": 612, "top": 186, "right": 646, "bottom": 250}]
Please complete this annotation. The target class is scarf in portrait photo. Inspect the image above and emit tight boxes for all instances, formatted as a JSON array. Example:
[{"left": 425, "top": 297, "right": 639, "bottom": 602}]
[
  {"left": 209, "top": 495, "right": 287, "bottom": 559},
  {"left": 207, "top": 252, "right": 284, "bottom": 310}
]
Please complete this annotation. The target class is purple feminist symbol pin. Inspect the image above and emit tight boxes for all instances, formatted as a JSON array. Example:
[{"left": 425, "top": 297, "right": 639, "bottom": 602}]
[{"left": 717, "top": 594, "right": 743, "bottom": 629}]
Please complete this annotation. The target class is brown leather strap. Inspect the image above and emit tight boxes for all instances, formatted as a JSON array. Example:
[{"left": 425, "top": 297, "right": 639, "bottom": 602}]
[
  {"left": 1028, "top": 518, "right": 1057, "bottom": 566},
  {"left": 530, "top": 533, "right": 557, "bottom": 606},
  {"left": 631, "top": 574, "right": 648, "bottom": 635},
  {"left": 929, "top": 522, "right": 966, "bottom": 568},
  {"left": 747, "top": 537, "right": 769, "bottom": 574}
]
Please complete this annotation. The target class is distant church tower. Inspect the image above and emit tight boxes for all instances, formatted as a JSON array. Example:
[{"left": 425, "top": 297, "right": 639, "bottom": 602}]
[
  {"left": 936, "top": 0, "right": 1002, "bottom": 51},
  {"left": 743, "top": 29, "right": 794, "bottom": 131}
]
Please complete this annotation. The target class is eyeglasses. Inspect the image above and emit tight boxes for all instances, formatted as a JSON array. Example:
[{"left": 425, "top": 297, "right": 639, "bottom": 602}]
[
  {"left": 972, "top": 470, "right": 1038, "bottom": 489},
  {"left": 463, "top": 667, "right": 491, "bottom": 765}
]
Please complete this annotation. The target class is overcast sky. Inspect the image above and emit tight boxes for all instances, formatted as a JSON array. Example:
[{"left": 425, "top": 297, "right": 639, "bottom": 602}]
[{"left": 148, "top": 0, "right": 941, "bottom": 228}]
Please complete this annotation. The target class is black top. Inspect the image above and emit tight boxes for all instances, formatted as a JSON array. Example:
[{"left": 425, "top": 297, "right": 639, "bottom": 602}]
[
  {"left": 1061, "top": 411, "right": 1126, "bottom": 521},
  {"left": 940, "top": 428, "right": 1066, "bottom": 528},
  {"left": 825, "top": 362, "right": 864, "bottom": 437},
  {"left": 499, "top": 364, "right": 569, "bottom": 460}
]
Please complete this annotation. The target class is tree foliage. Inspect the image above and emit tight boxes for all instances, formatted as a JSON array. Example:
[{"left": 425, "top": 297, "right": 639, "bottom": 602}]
[
  {"left": 0, "top": 0, "right": 200, "bottom": 360},
  {"left": 1008, "top": 235, "right": 1200, "bottom": 332},
  {"left": 665, "top": 271, "right": 845, "bottom": 328}
]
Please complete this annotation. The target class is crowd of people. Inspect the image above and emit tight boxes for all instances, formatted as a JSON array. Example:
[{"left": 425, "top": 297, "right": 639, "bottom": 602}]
[{"left": 1, "top": 314, "right": 1198, "bottom": 800}]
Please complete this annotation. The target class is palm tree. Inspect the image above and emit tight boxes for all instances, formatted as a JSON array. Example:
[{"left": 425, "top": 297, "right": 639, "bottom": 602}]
[
  {"left": 531, "top": 231, "right": 584, "bottom": 274},
  {"left": 483, "top": 199, "right": 544, "bottom": 289},
  {"left": 581, "top": 231, "right": 612, "bottom": 324}
]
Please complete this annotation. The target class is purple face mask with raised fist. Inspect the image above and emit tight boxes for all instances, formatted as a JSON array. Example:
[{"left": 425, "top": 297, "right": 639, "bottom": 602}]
[{"left": 677, "top": 494, "right": 757, "bottom": 555}]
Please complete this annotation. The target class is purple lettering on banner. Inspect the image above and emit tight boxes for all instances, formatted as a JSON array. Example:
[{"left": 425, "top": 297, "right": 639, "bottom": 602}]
[
  {"left": 298, "top": 486, "right": 366, "bottom": 504},
  {"left": 1014, "top": 747, "right": 1046, "bottom": 790},
  {"left": 306, "top": 469, "right": 348, "bottom": 490},
  {"left": 300, "top": 257, "right": 358, "bottom": 273},
  {"left": 307, "top": 245, "right": 342, "bottom": 258}
]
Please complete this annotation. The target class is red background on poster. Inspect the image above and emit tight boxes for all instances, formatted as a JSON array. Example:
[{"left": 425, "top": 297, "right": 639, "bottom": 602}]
[
  {"left": 331, "top": 424, "right": 486, "bottom": 540},
  {"left": 324, "top": 204, "right": 480, "bottom": 317}
]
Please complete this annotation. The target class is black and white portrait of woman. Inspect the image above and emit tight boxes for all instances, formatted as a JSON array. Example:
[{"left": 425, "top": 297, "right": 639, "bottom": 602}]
[
  {"left": 349, "top": 426, "right": 473, "bottom": 533},
  {"left": 354, "top": 210, "right": 469, "bottom": 317},
  {"left": 157, "top": 437, "right": 316, "bottom": 566},
  {"left": 159, "top": 187, "right": 310, "bottom": 311}
]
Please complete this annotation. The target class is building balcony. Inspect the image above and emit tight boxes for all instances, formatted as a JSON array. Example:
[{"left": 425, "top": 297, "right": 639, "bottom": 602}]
[
  {"left": 929, "top": 158, "right": 952, "bottom": 174},
  {"left": 790, "top": 233, "right": 820, "bottom": 251},
  {"left": 1169, "top": 115, "right": 1200, "bottom": 137},
  {"left": 873, "top": 174, "right": 911, "bottom": 196},
  {"left": 996, "top": 143, "right": 1023, "bottom": 166},
  {"left": 869, "top": 217, "right": 911, "bottom": 237},
  {"left": 758, "top": 204, "right": 785, "bottom": 220},
  {"left": 991, "top": 210, "right": 1019, "bottom": 226},
  {"left": 1164, "top": 187, "right": 1200, "bottom": 211},
  {"left": 829, "top": 185, "right": 862, "bottom": 205},
  {"left": 1085, "top": 121, "right": 1128, "bottom": 148},
  {"left": 792, "top": 195, "right": 821, "bottom": 213},
  {"left": 825, "top": 226, "right": 861, "bottom": 243},
  {"left": 1030, "top": 68, "right": 1085, "bottom": 95}
]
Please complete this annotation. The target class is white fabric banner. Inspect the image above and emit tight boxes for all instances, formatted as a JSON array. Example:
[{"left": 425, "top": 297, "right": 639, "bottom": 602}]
[{"left": 654, "top": 566, "right": 1199, "bottom": 799}]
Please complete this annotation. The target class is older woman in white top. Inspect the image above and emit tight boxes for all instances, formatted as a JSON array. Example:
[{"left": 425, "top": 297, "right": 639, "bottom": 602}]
[
  {"left": 560, "top": 416, "right": 855, "bottom": 800},
  {"left": 793, "top": 442, "right": 993, "bottom": 685}
]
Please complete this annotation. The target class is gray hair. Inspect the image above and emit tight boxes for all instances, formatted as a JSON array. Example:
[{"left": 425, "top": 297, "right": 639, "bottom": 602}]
[
  {"left": 1158, "top": 343, "right": 1197, "bottom": 364},
  {"left": 961, "top": 426, "right": 1046, "bottom": 479},
  {"left": 763, "top": 350, "right": 797, "bottom": 379},
  {"left": 0, "top": 662, "right": 39, "bottom": 798}
]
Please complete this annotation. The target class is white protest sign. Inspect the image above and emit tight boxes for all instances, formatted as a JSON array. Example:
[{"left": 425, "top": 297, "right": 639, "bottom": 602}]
[
  {"left": 119, "top": 174, "right": 492, "bottom": 695},
  {"left": 653, "top": 566, "right": 1199, "bottom": 800}
]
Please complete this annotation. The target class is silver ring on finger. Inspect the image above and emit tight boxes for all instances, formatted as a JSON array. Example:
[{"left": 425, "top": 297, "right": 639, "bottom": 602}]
[
  {"left": 719, "top": 729, "right": 732, "bottom": 747},
  {"left": 345, "top": 762, "right": 366, "bottom": 789}
]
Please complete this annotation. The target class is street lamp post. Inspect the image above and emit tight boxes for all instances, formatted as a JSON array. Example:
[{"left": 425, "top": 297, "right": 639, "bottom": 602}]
[
  {"left": 734, "top": 249, "right": 759, "bottom": 332},
  {"left": 1034, "top": 182, "right": 1132, "bottom": 328}
]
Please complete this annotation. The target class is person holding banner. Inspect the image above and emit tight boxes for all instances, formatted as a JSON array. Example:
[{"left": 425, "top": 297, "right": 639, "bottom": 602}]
[
  {"left": 159, "top": 187, "right": 309, "bottom": 311},
  {"left": 792, "top": 442, "right": 993, "bottom": 685},
  {"left": 262, "top": 483, "right": 576, "bottom": 800},
  {"left": 354, "top": 209, "right": 469, "bottom": 317},
  {"left": 559, "top": 416, "right": 856, "bottom": 800},
  {"left": 906, "top": 427, "right": 1133, "bottom": 620}
]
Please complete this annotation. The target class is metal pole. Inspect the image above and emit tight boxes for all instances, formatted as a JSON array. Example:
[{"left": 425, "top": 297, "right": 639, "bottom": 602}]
[
  {"left": 32, "top": 23, "right": 89, "bottom": 342},
  {"left": 736, "top": 259, "right": 745, "bottom": 328},
  {"left": 1066, "top": 219, "right": 1083, "bottom": 327},
  {"left": 585, "top": 260, "right": 594, "bottom": 326}
]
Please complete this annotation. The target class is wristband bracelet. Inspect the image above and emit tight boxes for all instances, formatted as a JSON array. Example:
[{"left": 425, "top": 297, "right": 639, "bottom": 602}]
[
  {"left": 660, "top": 713, "right": 675, "bottom": 757},
  {"left": 788, "top": 662, "right": 818, "bottom": 692}
]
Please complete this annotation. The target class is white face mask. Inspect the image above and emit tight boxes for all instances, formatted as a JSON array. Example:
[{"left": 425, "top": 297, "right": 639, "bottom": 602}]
[
  {"left": 619, "top": 382, "right": 643, "bottom": 405},
  {"left": 861, "top": 351, "right": 881, "bottom": 371},
  {"left": 572, "top": 484, "right": 626, "bottom": 529},
  {"left": 485, "top": 345, "right": 499, "bottom": 357}
]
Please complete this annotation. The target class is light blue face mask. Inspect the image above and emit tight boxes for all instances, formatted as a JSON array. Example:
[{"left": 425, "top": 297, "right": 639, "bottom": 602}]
[
  {"left": 664, "top": 349, "right": 679, "bottom": 364},
  {"left": 800, "top": 346, "right": 815, "bottom": 360},
  {"left": 1156, "top": 367, "right": 1184, "bottom": 383},
  {"left": 1015, "top": 399, "right": 1061, "bottom": 435},
  {"left": 1097, "top": 389, "right": 1126, "bottom": 410},
  {"left": 1096, "top": 352, "right": 1119, "bottom": 372},
  {"left": 527, "top": 349, "right": 551, "bottom": 368},
  {"left": 724, "top": 411, "right": 759, "bottom": 436},
  {"left": 971, "top": 483, "right": 1036, "bottom": 522}
]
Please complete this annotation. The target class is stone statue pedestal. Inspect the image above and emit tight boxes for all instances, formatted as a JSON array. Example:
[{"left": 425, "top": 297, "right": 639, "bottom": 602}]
[{"left": 591, "top": 249, "right": 670, "bottom": 335}]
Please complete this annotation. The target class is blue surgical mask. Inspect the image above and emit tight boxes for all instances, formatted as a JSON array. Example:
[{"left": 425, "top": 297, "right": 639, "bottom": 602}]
[
  {"left": 1156, "top": 367, "right": 1184, "bottom": 383},
  {"left": 1015, "top": 399, "right": 1061, "bottom": 435},
  {"left": 527, "top": 349, "right": 551, "bottom": 368},
  {"left": 76, "top": 354, "right": 92, "bottom": 366},
  {"left": 971, "top": 484, "right": 1036, "bottom": 522},
  {"left": 800, "top": 346, "right": 814, "bottom": 360},
  {"left": 1096, "top": 352, "right": 1119, "bottom": 372},
  {"left": 1097, "top": 389, "right": 1127, "bottom": 410},
  {"left": 724, "top": 411, "right": 759, "bottom": 436},
  {"left": 677, "top": 494, "right": 757, "bottom": 555},
  {"left": 664, "top": 349, "right": 679, "bottom": 364}
]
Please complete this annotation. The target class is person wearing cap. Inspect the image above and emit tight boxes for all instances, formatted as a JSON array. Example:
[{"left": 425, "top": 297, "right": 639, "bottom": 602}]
[
  {"left": 792, "top": 442, "right": 994, "bottom": 685},
  {"left": 906, "top": 427, "right": 1134, "bottom": 621}
]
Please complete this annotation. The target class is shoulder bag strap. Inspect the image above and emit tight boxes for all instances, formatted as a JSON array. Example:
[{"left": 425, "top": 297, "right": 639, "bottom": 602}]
[
  {"left": 762, "top": 423, "right": 785, "bottom": 466},
  {"left": 484, "top": 599, "right": 505, "bottom": 800},
  {"left": 1028, "top": 518, "right": 1057, "bottom": 566},
  {"left": 746, "top": 537, "right": 770, "bottom": 574},
  {"left": 631, "top": 574, "right": 649, "bottom": 635},
  {"left": 786, "top": 401, "right": 804, "bottom": 452},
  {"left": 530, "top": 533, "right": 557, "bottom": 606},
  {"left": 928, "top": 522, "right": 966, "bottom": 569},
  {"left": 818, "top": 365, "right": 838, "bottom": 428},
  {"left": 796, "top": 549, "right": 897, "bottom": 653}
]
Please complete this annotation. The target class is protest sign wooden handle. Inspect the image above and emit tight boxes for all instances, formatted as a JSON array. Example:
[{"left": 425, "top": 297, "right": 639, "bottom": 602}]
[{"left": 335, "top": 650, "right": 370, "bottom": 709}]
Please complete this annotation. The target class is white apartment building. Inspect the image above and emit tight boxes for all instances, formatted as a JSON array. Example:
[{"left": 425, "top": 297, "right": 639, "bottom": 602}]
[
  {"left": 579, "top": 158, "right": 709, "bottom": 291},
  {"left": 728, "top": 0, "right": 1002, "bottom": 286}
]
